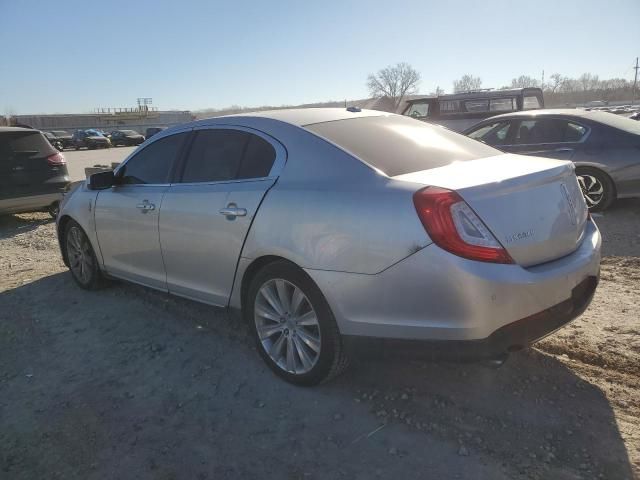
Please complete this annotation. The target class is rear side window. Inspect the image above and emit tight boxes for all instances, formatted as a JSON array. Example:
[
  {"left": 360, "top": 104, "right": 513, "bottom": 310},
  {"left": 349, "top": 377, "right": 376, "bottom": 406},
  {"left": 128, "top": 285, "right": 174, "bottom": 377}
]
[
  {"left": 0, "top": 131, "right": 56, "bottom": 159},
  {"left": 514, "top": 119, "right": 588, "bottom": 145},
  {"left": 306, "top": 115, "right": 500, "bottom": 177},
  {"left": 523, "top": 96, "right": 541, "bottom": 110},
  {"left": 120, "top": 132, "right": 187, "bottom": 184},
  {"left": 468, "top": 121, "right": 512, "bottom": 146},
  {"left": 237, "top": 134, "right": 276, "bottom": 179},
  {"left": 181, "top": 129, "right": 248, "bottom": 183}
]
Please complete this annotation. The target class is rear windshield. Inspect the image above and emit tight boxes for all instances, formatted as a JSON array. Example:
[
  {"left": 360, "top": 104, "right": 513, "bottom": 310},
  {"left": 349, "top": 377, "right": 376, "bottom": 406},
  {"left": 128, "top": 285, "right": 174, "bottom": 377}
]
[
  {"left": 52, "top": 130, "right": 69, "bottom": 136},
  {"left": 0, "top": 131, "right": 56, "bottom": 158},
  {"left": 121, "top": 130, "right": 137, "bottom": 135},
  {"left": 305, "top": 115, "right": 500, "bottom": 177},
  {"left": 588, "top": 111, "right": 640, "bottom": 135}
]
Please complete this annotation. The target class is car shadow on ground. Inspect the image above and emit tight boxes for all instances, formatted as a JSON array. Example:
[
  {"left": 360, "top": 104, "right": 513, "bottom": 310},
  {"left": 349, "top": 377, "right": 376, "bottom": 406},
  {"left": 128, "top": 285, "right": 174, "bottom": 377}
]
[
  {"left": 0, "top": 273, "right": 634, "bottom": 480},
  {"left": 0, "top": 214, "right": 53, "bottom": 240}
]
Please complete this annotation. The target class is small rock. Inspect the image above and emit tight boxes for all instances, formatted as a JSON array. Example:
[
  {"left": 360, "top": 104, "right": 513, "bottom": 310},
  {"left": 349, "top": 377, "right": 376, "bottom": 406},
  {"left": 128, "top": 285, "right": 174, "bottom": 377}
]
[
  {"left": 388, "top": 447, "right": 398, "bottom": 456},
  {"left": 458, "top": 446, "right": 469, "bottom": 456},
  {"left": 333, "top": 413, "right": 343, "bottom": 421},
  {"left": 400, "top": 393, "right": 409, "bottom": 400}
]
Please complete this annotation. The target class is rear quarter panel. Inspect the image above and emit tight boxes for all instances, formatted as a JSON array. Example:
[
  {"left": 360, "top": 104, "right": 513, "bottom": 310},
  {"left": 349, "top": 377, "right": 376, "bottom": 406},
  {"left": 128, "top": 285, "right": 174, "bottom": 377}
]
[{"left": 238, "top": 124, "right": 430, "bottom": 274}]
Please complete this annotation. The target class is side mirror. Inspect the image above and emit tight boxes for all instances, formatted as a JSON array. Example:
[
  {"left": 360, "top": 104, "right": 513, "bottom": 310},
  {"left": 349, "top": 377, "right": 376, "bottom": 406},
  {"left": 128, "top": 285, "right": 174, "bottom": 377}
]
[{"left": 87, "top": 170, "right": 115, "bottom": 190}]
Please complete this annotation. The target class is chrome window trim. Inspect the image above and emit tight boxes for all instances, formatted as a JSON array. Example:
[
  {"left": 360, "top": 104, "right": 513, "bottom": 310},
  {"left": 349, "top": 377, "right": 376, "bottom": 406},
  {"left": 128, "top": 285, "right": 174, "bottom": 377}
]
[{"left": 176, "top": 124, "right": 286, "bottom": 184}]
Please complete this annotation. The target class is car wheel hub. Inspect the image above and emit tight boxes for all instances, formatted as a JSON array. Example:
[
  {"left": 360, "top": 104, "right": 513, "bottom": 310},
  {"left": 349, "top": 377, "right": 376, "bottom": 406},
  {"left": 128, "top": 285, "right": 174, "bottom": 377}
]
[
  {"left": 577, "top": 174, "right": 604, "bottom": 208},
  {"left": 67, "top": 226, "right": 93, "bottom": 284},
  {"left": 255, "top": 279, "right": 321, "bottom": 375}
]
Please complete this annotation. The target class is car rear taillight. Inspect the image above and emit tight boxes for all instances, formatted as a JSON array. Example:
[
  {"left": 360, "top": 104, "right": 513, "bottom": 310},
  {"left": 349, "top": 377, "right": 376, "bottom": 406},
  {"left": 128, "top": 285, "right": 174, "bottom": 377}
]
[
  {"left": 413, "top": 187, "right": 513, "bottom": 264},
  {"left": 47, "top": 152, "right": 66, "bottom": 165}
]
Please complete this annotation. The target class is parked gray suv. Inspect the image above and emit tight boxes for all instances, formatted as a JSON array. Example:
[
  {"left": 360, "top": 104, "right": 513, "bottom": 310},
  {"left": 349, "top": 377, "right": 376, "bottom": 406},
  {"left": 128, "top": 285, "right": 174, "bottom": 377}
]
[{"left": 0, "top": 127, "right": 70, "bottom": 218}]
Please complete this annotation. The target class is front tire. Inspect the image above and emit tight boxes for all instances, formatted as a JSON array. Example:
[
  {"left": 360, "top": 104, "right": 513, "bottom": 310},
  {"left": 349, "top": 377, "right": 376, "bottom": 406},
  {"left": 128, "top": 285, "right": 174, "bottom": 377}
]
[
  {"left": 575, "top": 167, "right": 615, "bottom": 211},
  {"left": 64, "top": 220, "right": 105, "bottom": 290},
  {"left": 246, "top": 261, "right": 349, "bottom": 386}
]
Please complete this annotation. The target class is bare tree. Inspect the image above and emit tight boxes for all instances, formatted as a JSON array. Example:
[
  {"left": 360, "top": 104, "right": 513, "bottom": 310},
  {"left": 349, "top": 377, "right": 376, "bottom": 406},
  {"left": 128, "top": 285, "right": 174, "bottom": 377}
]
[
  {"left": 510, "top": 75, "right": 539, "bottom": 88},
  {"left": 579, "top": 73, "right": 600, "bottom": 91},
  {"left": 547, "top": 73, "right": 566, "bottom": 93},
  {"left": 430, "top": 86, "right": 444, "bottom": 96},
  {"left": 367, "top": 62, "right": 421, "bottom": 111},
  {"left": 452, "top": 74, "right": 482, "bottom": 93}
]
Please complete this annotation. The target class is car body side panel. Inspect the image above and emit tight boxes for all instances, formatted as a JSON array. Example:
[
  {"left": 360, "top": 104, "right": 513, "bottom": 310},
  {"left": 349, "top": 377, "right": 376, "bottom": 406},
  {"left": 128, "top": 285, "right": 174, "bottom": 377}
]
[
  {"left": 306, "top": 220, "right": 600, "bottom": 340},
  {"left": 232, "top": 121, "right": 429, "bottom": 274},
  {"left": 56, "top": 183, "right": 101, "bottom": 262}
]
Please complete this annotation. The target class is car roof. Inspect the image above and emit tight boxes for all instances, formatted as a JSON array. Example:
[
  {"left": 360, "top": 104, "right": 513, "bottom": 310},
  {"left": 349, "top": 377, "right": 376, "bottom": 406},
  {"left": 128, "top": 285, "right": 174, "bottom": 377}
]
[
  {"left": 0, "top": 126, "right": 38, "bottom": 133},
  {"left": 200, "top": 108, "right": 389, "bottom": 127},
  {"left": 480, "top": 108, "right": 613, "bottom": 121}
]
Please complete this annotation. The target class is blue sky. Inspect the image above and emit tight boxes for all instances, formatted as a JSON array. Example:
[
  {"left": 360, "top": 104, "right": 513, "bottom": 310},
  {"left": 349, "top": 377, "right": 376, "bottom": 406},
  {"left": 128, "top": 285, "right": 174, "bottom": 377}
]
[{"left": 1, "top": 0, "right": 638, "bottom": 114}]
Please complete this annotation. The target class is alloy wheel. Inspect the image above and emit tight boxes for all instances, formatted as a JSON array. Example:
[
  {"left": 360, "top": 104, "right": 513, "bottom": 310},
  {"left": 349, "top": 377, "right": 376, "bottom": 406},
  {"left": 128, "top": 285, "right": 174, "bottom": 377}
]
[
  {"left": 254, "top": 279, "right": 321, "bottom": 375},
  {"left": 577, "top": 174, "right": 604, "bottom": 208},
  {"left": 66, "top": 226, "right": 94, "bottom": 284}
]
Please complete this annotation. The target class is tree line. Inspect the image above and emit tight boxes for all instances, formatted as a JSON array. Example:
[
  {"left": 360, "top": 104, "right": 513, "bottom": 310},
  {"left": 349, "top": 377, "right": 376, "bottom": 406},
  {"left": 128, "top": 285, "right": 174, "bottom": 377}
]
[{"left": 367, "top": 63, "right": 637, "bottom": 110}]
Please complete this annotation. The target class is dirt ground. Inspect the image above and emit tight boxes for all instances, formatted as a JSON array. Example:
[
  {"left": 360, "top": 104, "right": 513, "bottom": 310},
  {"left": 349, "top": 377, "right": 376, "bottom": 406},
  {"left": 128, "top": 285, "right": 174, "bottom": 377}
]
[{"left": 1, "top": 199, "right": 638, "bottom": 480}]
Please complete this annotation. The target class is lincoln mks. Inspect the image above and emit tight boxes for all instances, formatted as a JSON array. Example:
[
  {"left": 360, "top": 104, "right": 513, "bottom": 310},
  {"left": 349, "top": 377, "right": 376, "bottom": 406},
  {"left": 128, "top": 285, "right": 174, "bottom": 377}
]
[{"left": 57, "top": 109, "right": 601, "bottom": 385}]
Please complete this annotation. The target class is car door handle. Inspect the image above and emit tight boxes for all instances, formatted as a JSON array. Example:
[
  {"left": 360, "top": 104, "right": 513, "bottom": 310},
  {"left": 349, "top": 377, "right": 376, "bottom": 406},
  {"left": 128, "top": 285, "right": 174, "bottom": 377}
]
[
  {"left": 555, "top": 148, "right": 574, "bottom": 153},
  {"left": 219, "top": 207, "right": 247, "bottom": 217},
  {"left": 136, "top": 201, "right": 155, "bottom": 213}
]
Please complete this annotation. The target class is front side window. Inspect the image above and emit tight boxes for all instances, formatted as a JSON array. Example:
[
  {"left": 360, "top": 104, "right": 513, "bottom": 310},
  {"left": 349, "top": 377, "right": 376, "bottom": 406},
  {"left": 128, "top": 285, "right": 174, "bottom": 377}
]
[
  {"left": 406, "top": 103, "right": 429, "bottom": 118},
  {"left": 120, "top": 132, "right": 187, "bottom": 184},
  {"left": 468, "top": 121, "right": 511, "bottom": 145},
  {"left": 181, "top": 129, "right": 248, "bottom": 183}
]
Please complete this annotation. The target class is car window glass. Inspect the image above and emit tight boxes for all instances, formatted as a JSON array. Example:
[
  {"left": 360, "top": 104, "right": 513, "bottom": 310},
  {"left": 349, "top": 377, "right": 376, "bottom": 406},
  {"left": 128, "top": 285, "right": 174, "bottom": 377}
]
[
  {"left": 468, "top": 122, "right": 501, "bottom": 140},
  {"left": 237, "top": 134, "right": 276, "bottom": 179},
  {"left": 306, "top": 115, "right": 499, "bottom": 177},
  {"left": 121, "top": 132, "right": 187, "bottom": 185},
  {"left": 181, "top": 129, "right": 248, "bottom": 183},
  {"left": 5, "top": 131, "right": 55, "bottom": 158},
  {"left": 468, "top": 121, "right": 510, "bottom": 145},
  {"left": 523, "top": 96, "right": 541, "bottom": 109},
  {"left": 490, "top": 98, "right": 516, "bottom": 112},
  {"left": 465, "top": 100, "right": 489, "bottom": 112},
  {"left": 407, "top": 103, "right": 429, "bottom": 118},
  {"left": 514, "top": 119, "right": 585, "bottom": 145},
  {"left": 565, "top": 122, "right": 587, "bottom": 141}
]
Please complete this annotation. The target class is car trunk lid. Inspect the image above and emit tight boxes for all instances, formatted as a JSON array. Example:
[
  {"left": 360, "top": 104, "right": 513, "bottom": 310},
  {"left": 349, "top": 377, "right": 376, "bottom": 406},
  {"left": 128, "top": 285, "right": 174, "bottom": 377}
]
[{"left": 394, "top": 154, "right": 589, "bottom": 267}]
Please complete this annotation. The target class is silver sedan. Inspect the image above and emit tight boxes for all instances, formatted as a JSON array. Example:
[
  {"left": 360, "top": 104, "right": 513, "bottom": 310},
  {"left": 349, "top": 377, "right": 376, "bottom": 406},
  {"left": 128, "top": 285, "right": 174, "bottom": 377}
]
[{"left": 56, "top": 108, "right": 601, "bottom": 385}]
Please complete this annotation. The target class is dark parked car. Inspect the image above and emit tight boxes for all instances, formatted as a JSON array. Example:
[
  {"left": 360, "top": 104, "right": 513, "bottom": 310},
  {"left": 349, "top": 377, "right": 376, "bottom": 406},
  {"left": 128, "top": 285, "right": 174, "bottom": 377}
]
[
  {"left": 110, "top": 129, "right": 145, "bottom": 146},
  {"left": 51, "top": 130, "right": 73, "bottom": 149},
  {"left": 0, "top": 127, "right": 70, "bottom": 217},
  {"left": 43, "top": 131, "right": 64, "bottom": 151},
  {"left": 71, "top": 129, "right": 111, "bottom": 150},
  {"left": 464, "top": 109, "right": 640, "bottom": 210},
  {"left": 145, "top": 127, "right": 166, "bottom": 139}
]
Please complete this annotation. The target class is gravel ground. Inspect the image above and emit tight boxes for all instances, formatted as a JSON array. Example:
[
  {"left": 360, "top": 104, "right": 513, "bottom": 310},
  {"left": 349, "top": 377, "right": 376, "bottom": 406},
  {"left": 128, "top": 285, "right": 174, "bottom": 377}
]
[{"left": 0, "top": 199, "right": 638, "bottom": 479}]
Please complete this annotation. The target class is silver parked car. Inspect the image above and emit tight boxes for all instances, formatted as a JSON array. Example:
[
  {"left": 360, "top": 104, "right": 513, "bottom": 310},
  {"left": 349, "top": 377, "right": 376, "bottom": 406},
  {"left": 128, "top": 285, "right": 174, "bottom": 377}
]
[{"left": 56, "top": 109, "right": 601, "bottom": 385}]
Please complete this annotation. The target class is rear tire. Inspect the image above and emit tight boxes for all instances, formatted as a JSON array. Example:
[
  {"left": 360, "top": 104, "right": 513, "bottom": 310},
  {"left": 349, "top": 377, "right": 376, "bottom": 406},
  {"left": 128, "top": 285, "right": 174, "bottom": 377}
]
[
  {"left": 245, "top": 260, "right": 349, "bottom": 386},
  {"left": 63, "top": 220, "right": 106, "bottom": 290},
  {"left": 575, "top": 167, "right": 615, "bottom": 211}
]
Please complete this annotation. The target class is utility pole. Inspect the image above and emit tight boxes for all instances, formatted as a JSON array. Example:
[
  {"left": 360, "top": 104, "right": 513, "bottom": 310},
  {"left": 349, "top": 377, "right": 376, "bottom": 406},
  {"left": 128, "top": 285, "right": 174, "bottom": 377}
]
[
  {"left": 541, "top": 70, "right": 545, "bottom": 90},
  {"left": 633, "top": 57, "right": 639, "bottom": 104}
]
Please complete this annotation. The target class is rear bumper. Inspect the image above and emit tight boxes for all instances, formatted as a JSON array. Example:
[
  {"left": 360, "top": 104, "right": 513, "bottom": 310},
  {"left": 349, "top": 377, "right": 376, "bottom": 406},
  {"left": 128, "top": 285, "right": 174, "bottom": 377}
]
[
  {"left": 344, "top": 275, "right": 597, "bottom": 359},
  {"left": 306, "top": 219, "right": 601, "bottom": 343},
  {"left": 0, "top": 192, "right": 64, "bottom": 215}
]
